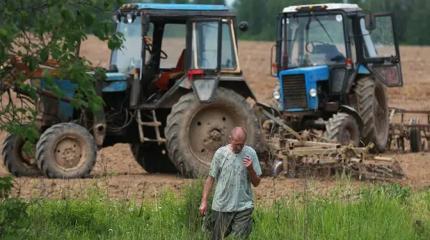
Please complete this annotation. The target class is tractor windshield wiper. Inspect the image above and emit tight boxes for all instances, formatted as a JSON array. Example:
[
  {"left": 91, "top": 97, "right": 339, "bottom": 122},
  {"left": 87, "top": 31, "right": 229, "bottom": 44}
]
[
  {"left": 315, "top": 16, "right": 334, "bottom": 43},
  {"left": 305, "top": 15, "right": 335, "bottom": 44}
]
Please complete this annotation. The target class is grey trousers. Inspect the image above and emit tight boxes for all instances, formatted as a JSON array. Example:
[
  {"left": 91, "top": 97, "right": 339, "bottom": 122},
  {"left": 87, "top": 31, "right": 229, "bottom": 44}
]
[{"left": 206, "top": 208, "right": 254, "bottom": 240}]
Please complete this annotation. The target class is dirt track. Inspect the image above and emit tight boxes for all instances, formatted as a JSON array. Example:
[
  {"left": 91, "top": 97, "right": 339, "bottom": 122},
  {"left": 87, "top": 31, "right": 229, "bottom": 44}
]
[{"left": 1, "top": 38, "right": 430, "bottom": 201}]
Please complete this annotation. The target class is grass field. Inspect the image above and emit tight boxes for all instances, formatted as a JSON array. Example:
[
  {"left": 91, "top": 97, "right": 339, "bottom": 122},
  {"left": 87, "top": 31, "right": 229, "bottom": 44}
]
[{"left": 1, "top": 176, "right": 430, "bottom": 240}]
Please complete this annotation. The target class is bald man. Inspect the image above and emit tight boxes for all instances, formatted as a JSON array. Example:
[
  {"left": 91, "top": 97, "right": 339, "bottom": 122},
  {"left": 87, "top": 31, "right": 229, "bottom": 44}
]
[{"left": 200, "top": 127, "right": 262, "bottom": 240}]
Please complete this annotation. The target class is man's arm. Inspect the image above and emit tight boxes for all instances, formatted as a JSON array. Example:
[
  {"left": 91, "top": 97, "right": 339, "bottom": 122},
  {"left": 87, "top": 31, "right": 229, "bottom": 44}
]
[
  {"left": 243, "top": 156, "right": 261, "bottom": 187},
  {"left": 199, "top": 176, "right": 214, "bottom": 216}
]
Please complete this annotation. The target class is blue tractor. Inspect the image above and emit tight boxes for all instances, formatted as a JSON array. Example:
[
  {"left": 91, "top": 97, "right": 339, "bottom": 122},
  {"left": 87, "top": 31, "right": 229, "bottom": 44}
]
[
  {"left": 2, "top": 3, "right": 260, "bottom": 178},
  {"left": 272, "top": 3, "right": 403, "bottom": 151}
]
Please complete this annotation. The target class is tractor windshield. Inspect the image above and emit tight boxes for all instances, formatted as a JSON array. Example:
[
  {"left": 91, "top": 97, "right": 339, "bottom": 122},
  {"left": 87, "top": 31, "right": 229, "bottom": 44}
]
[
  {"left": 110, "top": 17, "right": 143, "bottom": 73},
  {"left": 280, "top": 14, "right": 347, "bottom": 69}
]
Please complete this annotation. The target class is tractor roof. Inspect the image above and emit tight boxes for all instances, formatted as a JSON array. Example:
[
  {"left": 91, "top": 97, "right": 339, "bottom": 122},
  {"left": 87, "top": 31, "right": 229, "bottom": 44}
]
[
  {"left": 283, "top": 3, "right": 361, "bottom": 13},
  {"left": 120, "top": 3, "right": 228, "bottom": 12},
  {"left": 118, "top": 3, "right": 232, "bottom": 18}
]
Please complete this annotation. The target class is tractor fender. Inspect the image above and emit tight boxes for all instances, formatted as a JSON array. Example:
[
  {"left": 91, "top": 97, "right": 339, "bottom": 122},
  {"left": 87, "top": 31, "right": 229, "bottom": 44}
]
[
  {"left": 188, "top": 75, "right": 256, "bottom": 102},
  {"left": 339, "top": 105, "right": 364, "bottom": 132},
  {"left": 156, "top": 76, "right": 256, "bottom": 108}
]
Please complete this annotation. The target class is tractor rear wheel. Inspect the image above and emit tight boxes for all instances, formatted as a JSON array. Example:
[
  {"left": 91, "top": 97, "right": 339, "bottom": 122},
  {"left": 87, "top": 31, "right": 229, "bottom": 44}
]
[
  {"left": 165, "top": 88, "right": 260, "bottom": 178},
  {"left": 354, "top": 77, "right": 389, "bottom": 152},
  {"left": 324, "top": 113, "right": 360, "bottom": 146},
  {"left": 36, "top": 123, "right": 97, "bottom": 178},
  {"left": 2, "top": 134, "right": 40, "bottom": 176},
  {"left": 130, "top": 143, "right": 177, "bottom": 173}
]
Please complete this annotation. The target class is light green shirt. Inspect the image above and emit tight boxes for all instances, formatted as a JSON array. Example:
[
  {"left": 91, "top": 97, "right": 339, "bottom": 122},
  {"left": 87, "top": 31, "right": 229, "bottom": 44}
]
[{"left": 209, "top": 145, "right": 262, "bottom": 212}]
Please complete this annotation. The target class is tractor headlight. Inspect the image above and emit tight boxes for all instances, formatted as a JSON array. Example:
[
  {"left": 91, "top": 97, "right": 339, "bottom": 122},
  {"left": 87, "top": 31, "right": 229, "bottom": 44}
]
[
  {"left": 126, "top": 12, "right": 136, "bottom": 24},
  {"left": 309, "top": 88, "right": 317, "bottom": 97},
  {"left": 273, "top": 88, "right": 281, "bottom": 100}
]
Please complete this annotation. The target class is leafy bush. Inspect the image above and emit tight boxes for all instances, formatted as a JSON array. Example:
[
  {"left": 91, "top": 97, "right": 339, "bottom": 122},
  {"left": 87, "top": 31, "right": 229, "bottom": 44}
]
[{"left": 0, "top": 176, "right": 13, "bottom": 198}]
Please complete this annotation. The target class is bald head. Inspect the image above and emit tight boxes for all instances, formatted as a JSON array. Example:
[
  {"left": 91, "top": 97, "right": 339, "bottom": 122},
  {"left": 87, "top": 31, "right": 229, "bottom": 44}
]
[
  {"left": 229, "top": 127, "right": 247, "bottom": 153},
  {"left": 230, "top": 127, "right": 247, "bottom": 141}
]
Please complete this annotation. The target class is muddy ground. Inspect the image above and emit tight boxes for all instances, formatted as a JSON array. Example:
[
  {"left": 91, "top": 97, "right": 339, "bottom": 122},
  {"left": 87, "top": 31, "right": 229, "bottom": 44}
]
[{"left": 1, "top": 38, "right": 430, "bottom": 201}]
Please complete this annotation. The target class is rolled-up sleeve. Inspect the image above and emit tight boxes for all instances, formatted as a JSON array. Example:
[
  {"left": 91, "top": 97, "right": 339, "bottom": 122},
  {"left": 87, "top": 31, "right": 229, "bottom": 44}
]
[{"left": 250, "top": 149, "right": 262, "bottom": 176}]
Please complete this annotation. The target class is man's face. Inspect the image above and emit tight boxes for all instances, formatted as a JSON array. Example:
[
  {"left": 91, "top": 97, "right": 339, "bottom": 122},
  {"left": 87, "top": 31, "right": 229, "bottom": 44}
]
[{"left": 230, "top": 136, "right": 246, "bottom": 154}]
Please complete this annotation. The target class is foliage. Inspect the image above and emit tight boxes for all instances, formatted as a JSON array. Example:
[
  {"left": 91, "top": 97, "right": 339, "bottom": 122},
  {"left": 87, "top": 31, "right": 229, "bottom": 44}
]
[
  {"left": 0, "top": 176, "right": 13, "bottom": 198},
  {"left": 0, "top": 0, "right": 124, "bottom": 140},
  {"left": 0, "top": 176, "right": 29, "bottom": 238},
  {"left": 0, "top": 198, "right": 29, "bottom": 238}
]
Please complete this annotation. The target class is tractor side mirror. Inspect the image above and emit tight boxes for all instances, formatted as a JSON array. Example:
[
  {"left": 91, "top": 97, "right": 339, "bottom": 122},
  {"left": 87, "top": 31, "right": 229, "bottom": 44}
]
[
  {"left": 365, "top": 14, "right": 376, "bottom": 31},
  {"left": 239, "top": 21, "right": 249, "bottom": 32}
]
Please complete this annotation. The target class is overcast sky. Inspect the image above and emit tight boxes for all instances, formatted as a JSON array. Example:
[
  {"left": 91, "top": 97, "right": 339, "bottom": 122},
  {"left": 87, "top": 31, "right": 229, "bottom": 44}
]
[{"left": 226, "top": 0, "right": 234, "bottom": 6}]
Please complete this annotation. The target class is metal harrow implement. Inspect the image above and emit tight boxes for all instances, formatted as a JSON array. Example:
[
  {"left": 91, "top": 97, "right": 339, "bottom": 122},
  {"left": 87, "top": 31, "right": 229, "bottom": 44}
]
[
  {"left": 388, "top": 107, "right": 430, "bottom": 152},
  {"left": 261, "top": 109, "right": 404, "bottom": 181}
]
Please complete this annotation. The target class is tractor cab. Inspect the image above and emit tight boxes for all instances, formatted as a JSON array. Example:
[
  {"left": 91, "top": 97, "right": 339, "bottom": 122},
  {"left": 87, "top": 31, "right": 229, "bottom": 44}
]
[
  {"left": 109, "top": 3, "right": 245, "bottom": 107},
  {"left": 274, "top": 3, "right": 402, "bottom": 112},
  {"left": 273, "top": 3, "right": 403, "bottom": 151}
]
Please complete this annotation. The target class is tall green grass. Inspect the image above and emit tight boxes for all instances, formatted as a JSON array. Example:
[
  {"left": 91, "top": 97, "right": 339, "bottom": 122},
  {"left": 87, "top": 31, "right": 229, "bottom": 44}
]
[{"left": 1, "top": 177, "right": 430, "bottom": 240}]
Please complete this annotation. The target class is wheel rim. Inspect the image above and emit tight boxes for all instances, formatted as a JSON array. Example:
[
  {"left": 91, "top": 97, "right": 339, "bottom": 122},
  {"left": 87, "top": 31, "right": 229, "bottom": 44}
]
[
  {"left": 188, "top": 104, "right": 243, "bottom": 166},
  {"left": 54, "top": 136, "right": 86, "bottom": 170}
]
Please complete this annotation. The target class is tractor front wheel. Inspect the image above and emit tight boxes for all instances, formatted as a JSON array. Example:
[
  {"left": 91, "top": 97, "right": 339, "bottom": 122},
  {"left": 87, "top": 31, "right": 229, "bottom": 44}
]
[
  {"left": 36, "top": 123, "right": 97, "bottom": 178},
  {"left": 324, "top": 112, "right": 360, "bottom": 146}
]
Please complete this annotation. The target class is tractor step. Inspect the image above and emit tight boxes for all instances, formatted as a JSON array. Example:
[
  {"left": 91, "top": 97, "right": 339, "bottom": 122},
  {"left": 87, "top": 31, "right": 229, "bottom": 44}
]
[{"left": 136, "top": 110, "right": 166, "bottom": 144}]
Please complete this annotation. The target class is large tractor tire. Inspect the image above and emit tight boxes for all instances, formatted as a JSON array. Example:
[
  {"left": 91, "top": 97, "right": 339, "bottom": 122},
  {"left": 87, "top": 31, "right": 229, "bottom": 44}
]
[
  {"left": 2, "top": 134, "right": 40, "bottom": 176},
  {"left": 36, "top": 123, "right": 97, "bottom": 178},
  {"left": 165, "top": 88, "right": 260, "bottom": 178},
  {"left": 324, "top": 113, "right": 360, "bottom": 146},
  {"left": 354, "top": 77, "right": 389, "bottom": 152},
  {"left": 130, "top": 143, "right": 178, "bottom": 173}
]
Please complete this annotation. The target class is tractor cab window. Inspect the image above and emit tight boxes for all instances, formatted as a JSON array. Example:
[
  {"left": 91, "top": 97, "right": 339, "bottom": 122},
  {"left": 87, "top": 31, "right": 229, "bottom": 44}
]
[
  {"left": 360, "top": 17, "right": 396, "bottom": 59},
  {"left": 110, "top": 17, "right": 145, "bottom": 73},
  {"left": 221, "top": 20, "right": 237, "bottom": 69},
  {"left": 160, "top": 24, "right": 186, "bottom": 69},
  {"left": 192, "top": 21, "right": 218, "bottom": 69},
  {"left": 191, "top": 20, "right": 238, "bottom": 70},
  {"left": 282, "top": 14, "right": 347, "bottom": 69},
  {"left": 360, "top": 14, "right": 403, "bottom": 87}
]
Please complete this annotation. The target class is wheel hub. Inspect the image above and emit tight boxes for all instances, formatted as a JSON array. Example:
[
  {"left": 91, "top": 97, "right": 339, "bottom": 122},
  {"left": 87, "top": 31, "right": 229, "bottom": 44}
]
[
  {"left": 209, "top": 129, "right": 222, "bottom": 141},
  {"left": 54, "top": 138, "right": 82, "bottom": 169},
  {"left": 189, "top": 106, "right": 240, "bottom": 164}
]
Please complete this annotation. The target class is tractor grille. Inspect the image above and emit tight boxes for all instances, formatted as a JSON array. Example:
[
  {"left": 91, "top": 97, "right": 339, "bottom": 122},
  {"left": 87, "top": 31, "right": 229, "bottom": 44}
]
[{"left": 282, "top": 74, "right": 307, "bottom": 109}]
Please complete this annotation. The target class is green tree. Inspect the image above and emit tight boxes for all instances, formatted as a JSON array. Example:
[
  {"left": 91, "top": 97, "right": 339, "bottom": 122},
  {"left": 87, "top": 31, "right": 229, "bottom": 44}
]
[{"left": 0, "top": 0, "right": 124, "bottom": 141}]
